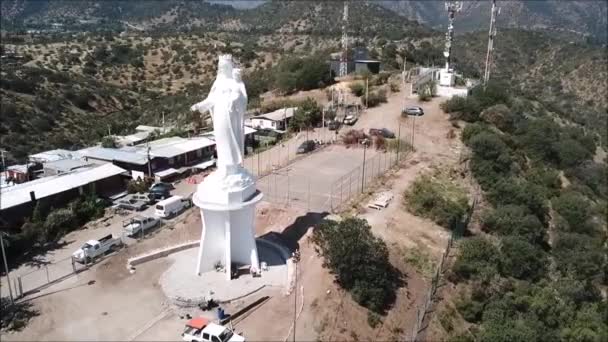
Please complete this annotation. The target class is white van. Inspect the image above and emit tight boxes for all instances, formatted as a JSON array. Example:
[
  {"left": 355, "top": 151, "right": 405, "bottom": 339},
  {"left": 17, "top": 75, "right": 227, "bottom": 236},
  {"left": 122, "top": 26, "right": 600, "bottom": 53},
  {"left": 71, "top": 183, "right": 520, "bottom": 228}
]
[{"left": 155, "top": 195, "right": 186, "bottom": 218}]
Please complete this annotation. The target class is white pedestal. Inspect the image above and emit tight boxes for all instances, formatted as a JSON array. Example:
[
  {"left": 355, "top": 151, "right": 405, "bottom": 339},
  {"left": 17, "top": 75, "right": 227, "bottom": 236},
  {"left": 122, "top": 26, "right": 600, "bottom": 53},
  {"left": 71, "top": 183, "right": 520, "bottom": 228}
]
[{"left": 193, "top": 166, "right": 263, "bottom": 280}]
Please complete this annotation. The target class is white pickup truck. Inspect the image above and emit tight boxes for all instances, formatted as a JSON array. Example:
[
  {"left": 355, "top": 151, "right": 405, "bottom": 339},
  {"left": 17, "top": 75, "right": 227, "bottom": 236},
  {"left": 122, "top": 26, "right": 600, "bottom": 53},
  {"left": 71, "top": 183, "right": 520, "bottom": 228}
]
[
  {"left": 72, "top": 234, "right": 122, "bottom": 264},
  {"left": 182, "top": 321, "right": 245, "bottom": 342},
  {"left": 123, "top": 216, "right": 159, "bottom": 237}
]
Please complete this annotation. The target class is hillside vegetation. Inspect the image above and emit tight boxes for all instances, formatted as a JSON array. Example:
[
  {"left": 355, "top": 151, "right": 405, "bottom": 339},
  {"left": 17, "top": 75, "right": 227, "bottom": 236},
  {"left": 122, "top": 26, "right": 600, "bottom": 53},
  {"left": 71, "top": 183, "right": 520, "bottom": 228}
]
[{"left": 435, "top": 83, "right": 607, "bottom": 341}]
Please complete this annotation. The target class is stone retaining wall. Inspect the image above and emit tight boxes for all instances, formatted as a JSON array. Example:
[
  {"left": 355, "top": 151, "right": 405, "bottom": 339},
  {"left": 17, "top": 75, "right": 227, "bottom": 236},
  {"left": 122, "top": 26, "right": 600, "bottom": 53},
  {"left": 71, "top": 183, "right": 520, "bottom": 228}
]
[{"left": 126, "top": 240, "right": 199, "bottom": 269}]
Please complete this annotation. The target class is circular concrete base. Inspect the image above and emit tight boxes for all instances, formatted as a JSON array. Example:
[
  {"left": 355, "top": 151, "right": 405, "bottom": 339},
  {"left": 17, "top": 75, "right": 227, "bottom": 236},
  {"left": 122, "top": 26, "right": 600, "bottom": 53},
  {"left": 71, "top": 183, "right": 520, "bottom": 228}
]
[{"left": 160, "top": 240, "right": 288, "bottom": 306}]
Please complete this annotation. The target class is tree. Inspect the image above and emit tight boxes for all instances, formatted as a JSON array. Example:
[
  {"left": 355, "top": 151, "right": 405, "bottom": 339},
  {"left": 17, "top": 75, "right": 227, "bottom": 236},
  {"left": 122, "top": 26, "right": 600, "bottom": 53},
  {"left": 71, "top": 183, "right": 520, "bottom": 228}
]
[
  {"left": 499, "top": 237, "right": 547, "bottom": 281},
  {"left": 288, "top": 97, "right": 321, "bottom": 131},
  {"left": 552, "top": 192, "right": 596, "bottom": 235},
  {"left": 482, "top": 205, "right": 545, "bottom": 244},
  {"left": 310, "top": 217, "right": 399, "bottom": 313}
]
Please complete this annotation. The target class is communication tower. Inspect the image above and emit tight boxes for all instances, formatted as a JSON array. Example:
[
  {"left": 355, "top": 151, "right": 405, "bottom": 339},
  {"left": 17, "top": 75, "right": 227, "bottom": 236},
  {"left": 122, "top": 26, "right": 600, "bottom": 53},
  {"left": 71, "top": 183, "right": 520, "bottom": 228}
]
[
  {"left": 339, "top": 1, "right": 349, "bottom": 77},
  {"left": 443, "top": 1, "right": 462, "bottom": 71},
  {"left": 483, "top": 0, "right": 500, "bottom": 86}
]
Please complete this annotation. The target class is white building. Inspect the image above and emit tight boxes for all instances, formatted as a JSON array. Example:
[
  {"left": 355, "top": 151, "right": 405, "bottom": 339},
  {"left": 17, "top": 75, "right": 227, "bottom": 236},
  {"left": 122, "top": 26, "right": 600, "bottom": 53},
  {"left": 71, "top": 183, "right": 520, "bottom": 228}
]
[{"left": 250, "top": 107, "right": 297, "bottom": 132}]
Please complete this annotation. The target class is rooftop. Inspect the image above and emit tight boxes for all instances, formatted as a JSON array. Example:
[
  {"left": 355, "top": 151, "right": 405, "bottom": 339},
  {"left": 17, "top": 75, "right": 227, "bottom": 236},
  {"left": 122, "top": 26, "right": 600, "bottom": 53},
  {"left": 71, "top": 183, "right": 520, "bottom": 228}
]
[
  {"left": 253, "top": 107, "right": 297, "bottom": 122},
  {"left": 1, "top": 164, "right": 126, "bottom": 210},
  {"left": 44, "top": 158, "right": 91, "bottom": 173},
  {"left": 29, "top": 149, "right": 74, "bottom": 163},
  {"left": 80, "top": 147, "right": 149, "bottom": 165}
]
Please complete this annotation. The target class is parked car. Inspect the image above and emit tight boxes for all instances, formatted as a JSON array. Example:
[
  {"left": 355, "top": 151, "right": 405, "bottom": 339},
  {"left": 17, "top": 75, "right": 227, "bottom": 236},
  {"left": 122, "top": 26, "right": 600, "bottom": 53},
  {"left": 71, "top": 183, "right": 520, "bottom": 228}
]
[
  {"left": 328, "top": 120, "right": 341, "bottom": 131},
  {"left": 72, "top": 234, "right": 122, "bottom": 263},
  {"left": 344, "top": 115, "right": 358, "bottom": 125},
  {"left": 369, "top": 128, "right": 396, "bottom": 139},
  {"left": 150, "top": 182, "right": 174, "bottom": 192},
  {"left": 123, "top": 215, "right": 160, "bottom": 237},
  {"left": 149, "top": 187, "right": 171, "bottom": 200},
  {"left": 115, "top": 194, "right": 151, "bottom": 211},
  {"left": 402, "top": 106, "right": 424, "bottom": 116},
  {"left": 297, "top": 140, "right": 317, "bottom": 154}
]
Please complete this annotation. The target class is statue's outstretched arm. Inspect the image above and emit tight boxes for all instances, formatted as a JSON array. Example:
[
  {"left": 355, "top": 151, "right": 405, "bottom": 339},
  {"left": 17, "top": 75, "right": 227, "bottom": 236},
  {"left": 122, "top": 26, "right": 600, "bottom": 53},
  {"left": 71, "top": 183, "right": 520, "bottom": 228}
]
[{"left": 191, "top": 82, "right": 218, "bottom": 113}]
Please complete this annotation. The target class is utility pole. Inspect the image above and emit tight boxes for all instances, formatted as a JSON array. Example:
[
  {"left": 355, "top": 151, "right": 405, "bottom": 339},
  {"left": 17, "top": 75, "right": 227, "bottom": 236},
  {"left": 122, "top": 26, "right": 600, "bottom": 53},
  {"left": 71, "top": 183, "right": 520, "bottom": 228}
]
[
  {"left": 365, "top": 77, "right": 369, "bottom": 108},
  {"left": 146, "top": 142, "right": 152, "bottom": 178},
  {"left": 484, "top": 0, "right": 500, "bottom": 87},
  {"left": 0, "top": 233, "right": 15, "bottom": 304},
  {"left": 0, "top": 149, "right": 6, "bottom": 179}
]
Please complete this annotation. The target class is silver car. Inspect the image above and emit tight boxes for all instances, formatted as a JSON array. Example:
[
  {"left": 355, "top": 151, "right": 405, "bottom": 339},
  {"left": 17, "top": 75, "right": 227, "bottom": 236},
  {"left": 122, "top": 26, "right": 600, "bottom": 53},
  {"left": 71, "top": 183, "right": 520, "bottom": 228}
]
[{"left": 403, "top": 106, "right": 424, "bottom": 116}]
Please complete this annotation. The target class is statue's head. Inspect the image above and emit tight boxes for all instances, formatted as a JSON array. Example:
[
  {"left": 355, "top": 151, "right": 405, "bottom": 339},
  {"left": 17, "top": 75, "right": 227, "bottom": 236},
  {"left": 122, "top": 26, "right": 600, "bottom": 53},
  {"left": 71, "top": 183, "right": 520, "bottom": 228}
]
[
  {"left": 232, "top": 68, "right": 242, "bottom": 82},
  {"left": 218, "top": 54, "right": 233, "bottom": 78}
]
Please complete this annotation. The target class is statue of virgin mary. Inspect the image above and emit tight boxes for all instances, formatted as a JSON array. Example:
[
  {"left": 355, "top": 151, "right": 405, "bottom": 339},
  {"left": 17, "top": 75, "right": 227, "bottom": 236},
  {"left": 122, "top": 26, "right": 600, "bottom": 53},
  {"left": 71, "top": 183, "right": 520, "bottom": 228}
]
[{"left": 191, "top": 55, "right": 247, "bottom": 176}]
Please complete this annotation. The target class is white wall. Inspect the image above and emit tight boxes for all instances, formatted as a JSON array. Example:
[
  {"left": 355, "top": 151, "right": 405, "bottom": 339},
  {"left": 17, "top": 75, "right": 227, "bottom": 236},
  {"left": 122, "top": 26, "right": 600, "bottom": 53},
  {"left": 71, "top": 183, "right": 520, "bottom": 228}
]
[{"left": 250, "top": 118, "right": 278, "bottom": 130}]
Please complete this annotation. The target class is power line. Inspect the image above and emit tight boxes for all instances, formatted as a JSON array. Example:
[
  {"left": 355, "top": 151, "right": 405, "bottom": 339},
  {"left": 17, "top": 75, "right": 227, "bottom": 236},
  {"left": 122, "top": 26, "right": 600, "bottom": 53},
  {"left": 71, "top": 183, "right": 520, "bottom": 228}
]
[{"left": 484, "top": 0, "right": 500, "bottom": 86}]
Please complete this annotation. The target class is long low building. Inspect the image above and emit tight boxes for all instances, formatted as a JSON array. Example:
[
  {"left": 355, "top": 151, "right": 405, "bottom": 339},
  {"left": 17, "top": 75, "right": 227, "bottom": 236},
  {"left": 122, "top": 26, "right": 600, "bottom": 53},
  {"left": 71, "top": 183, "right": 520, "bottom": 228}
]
[
  {"left": 77, "top": 136, "right": 216, "bottom": 175},
  {"left": 250, "top": 107, "right": 297, "bottom": 131},
  {"left": 0, "top": 163, "right": 127, "bottom": 222}
]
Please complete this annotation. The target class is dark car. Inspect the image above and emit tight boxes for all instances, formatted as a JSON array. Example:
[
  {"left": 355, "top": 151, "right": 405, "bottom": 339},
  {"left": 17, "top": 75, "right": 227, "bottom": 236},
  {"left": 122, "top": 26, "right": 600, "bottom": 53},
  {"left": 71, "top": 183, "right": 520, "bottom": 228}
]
[
  {"left": 328, "top": 120, "right": 341, "bottom": 131},
  {"left": 149, "top": 187, "right": 171, "bottom": 200},
  {"left": 297, "top": 140, "right": 316, "bottom": 154},
  {"left": 402, "top": 106, "right": 424, "bottom": 116},
  {"left": 149, "top": 182, "right": 174, "bottom": 192},
  {"left": 369, "top": 128, "right": 396, "bottom": 139}
]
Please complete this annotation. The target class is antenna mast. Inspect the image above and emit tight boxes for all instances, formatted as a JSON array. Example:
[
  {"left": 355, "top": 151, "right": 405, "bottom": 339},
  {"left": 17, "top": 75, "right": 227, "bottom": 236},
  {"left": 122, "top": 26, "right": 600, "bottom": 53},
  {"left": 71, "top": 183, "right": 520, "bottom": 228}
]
[
  {"left": 484, "top": 0, "right": 500, "bottom": 86},
  {"left": 339, "top": 1, "right": 349, "bottom": 77},
  {"left": 444, "top": 1, "right": 462, "bottom": 71}
]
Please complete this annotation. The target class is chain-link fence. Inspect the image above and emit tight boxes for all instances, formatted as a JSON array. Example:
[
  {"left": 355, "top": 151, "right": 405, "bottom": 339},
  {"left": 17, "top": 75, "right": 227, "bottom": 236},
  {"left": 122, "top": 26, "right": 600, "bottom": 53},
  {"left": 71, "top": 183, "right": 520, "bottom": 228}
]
[
  {"left": 329, "top": 148, "right": 410, "bottom": 213},
  {"left": 409, "top": 193, "right": 478, "bottom": 341},
  {"left": 243, "top": 129, "right": 335, "bottom": 179},
  {"left": 15, "top": 255, "right": 87, "bottom": 297},
  {"left": 259, "top": 147, "right": 411, "bottom": 213}
]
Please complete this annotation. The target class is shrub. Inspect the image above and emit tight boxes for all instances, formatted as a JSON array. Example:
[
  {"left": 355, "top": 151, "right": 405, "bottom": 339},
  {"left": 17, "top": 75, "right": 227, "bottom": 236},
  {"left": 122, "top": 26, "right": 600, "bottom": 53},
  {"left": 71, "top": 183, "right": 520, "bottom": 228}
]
[
  {"left": 553, "top": 233, "right": 605, "bottom": 281},
  {"left": 341, "top": 129, "right": 368, "bottom": 146},
  {"left": 127, "top": 179, "right": 149, "bottom": 193},
  {"left": 367, "top": 89, "right": 387, "bottom": 108},
  {"left": 43, "top": 208, "right": 77, "bottom": 242},
  {"left": 480, "top": 104, "right": 516, "bottom": 132},
  {"left": 403, "top": 173, "right": 469, "bottom": 229},
  {"left": 389, "top": 82, "right": 400, "bottom": 92},
  {"left": 452, "top": 237, "right": 499, "bottom": 281},
  {"left": 101, "top": 136, "right": 117, "bottom": 148},
  {"left": 349, "top": 82, "right": 365, "bottom": 97},
  {"left": 311, "top": 218, "right": 400, "bottom": 313},
  {"left": 482, "top": 205, "right": 545, "bottom": 244},
  {"left": 552, "top": 192, "right": 597, "bottom": 236}
]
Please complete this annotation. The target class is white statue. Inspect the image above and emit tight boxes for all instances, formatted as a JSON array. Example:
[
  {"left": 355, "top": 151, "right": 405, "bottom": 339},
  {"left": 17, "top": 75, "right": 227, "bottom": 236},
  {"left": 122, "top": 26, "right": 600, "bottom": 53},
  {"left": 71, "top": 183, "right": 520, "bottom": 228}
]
[{"left": 191, "top": 55, "right": 247, "bottom": 175}]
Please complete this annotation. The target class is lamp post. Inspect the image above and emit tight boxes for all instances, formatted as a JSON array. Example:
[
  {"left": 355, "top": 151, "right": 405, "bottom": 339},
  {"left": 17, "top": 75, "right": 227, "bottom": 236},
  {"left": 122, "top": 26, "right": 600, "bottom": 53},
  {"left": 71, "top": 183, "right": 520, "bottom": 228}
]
[
  {"left": 292, "top": 249, "right": 301, "bottom": 342},
  {"left": 361, "top": 138, "right": 369, "bottom": 193}
]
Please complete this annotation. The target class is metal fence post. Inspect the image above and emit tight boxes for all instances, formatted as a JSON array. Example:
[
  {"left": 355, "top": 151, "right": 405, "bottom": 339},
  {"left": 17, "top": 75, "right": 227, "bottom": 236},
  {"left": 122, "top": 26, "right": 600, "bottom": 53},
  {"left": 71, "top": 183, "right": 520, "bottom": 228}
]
[
  {"left": 45, "top": 265, "right": 50, "bottom": 283},
  {"left": 18, "top": 277, "right": 23, "bottom": 298}
]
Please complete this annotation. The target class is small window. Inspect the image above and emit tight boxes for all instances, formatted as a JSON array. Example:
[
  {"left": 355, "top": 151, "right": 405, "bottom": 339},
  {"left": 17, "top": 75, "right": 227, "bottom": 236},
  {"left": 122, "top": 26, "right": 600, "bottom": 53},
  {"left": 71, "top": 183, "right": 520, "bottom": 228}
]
[
  {"left": 202, "top": 333, "right": 210, "bottom": 340},
  {"left": 211, "top": 336, "right": 221, "bottom": 342},
  {"left": 94, "top": 245, "right": 99, "bottom": 250}
]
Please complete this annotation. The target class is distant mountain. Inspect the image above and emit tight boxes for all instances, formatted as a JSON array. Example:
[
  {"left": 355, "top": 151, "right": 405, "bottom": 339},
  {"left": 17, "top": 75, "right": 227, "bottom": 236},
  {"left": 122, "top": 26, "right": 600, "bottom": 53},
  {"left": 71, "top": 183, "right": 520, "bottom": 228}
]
[
  {"left": 379, "top": 0, "right": 607, "bottom": 41},
  {"left": 0, "top": 0, "right": 430, "bottom": 38}
]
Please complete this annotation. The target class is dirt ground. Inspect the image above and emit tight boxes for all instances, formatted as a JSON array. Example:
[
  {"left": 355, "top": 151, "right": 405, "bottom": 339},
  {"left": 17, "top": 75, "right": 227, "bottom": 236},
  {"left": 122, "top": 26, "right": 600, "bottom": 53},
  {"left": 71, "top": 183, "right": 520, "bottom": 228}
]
[{"left": 2, "top": 82, "right": 464, "bottom": 341}]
